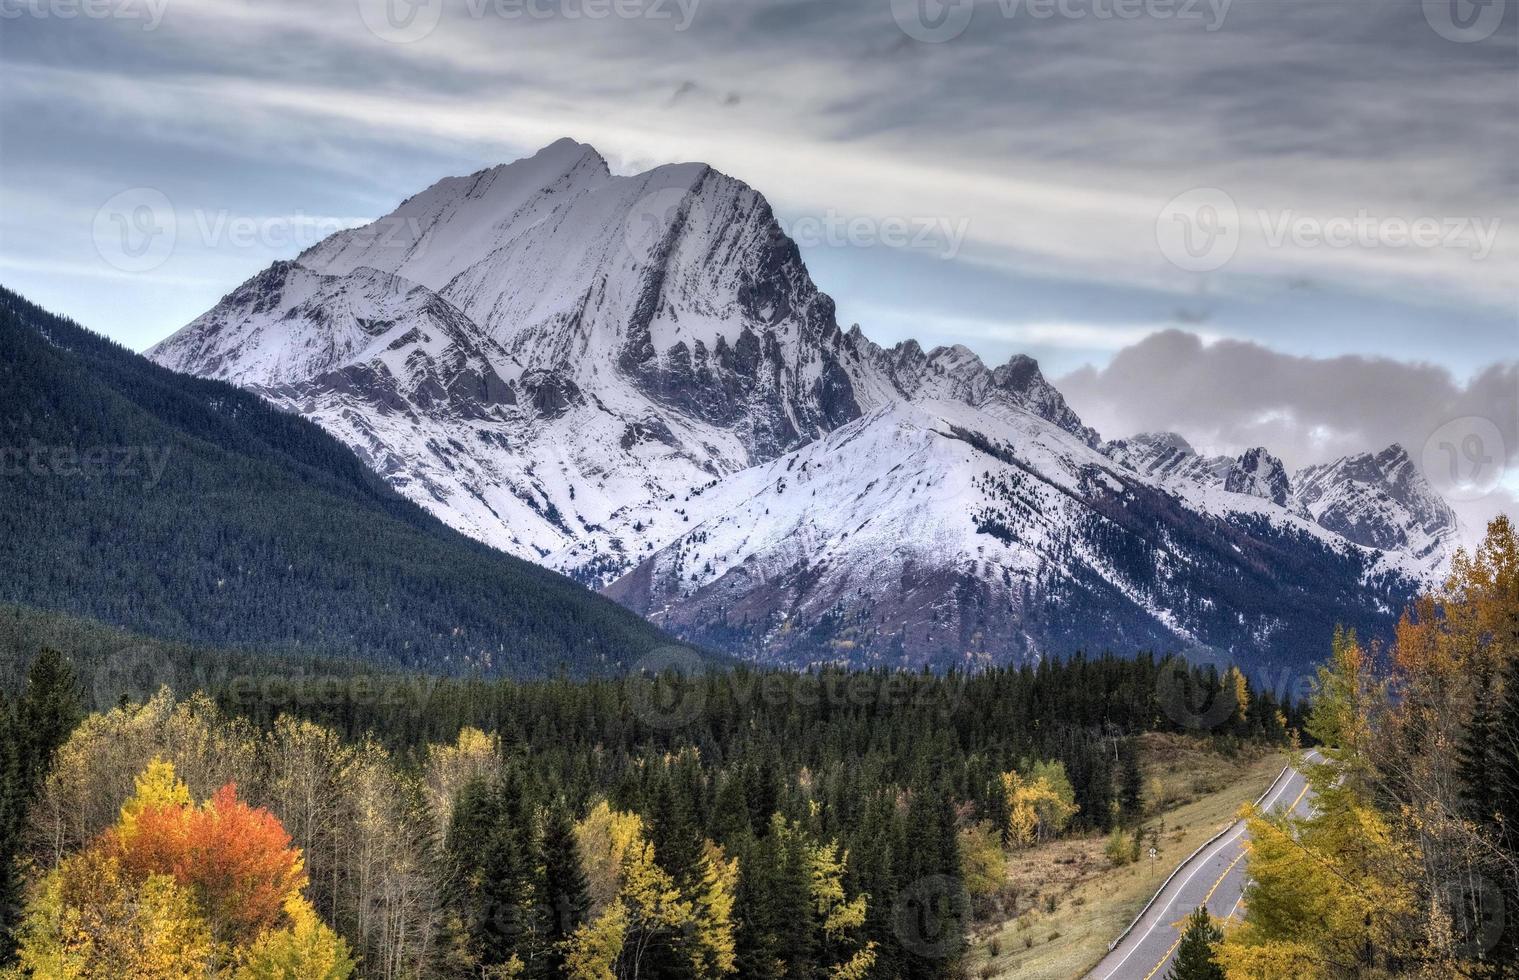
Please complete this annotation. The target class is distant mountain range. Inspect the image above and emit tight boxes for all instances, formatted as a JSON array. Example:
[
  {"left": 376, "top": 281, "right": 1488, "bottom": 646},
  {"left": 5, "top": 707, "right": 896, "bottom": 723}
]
[
  {"left": 147, "top": 139, "right": 1461, "bottom": 672},
  {"left": 0, "top": 285, "right": 683, "bottom": 677}
]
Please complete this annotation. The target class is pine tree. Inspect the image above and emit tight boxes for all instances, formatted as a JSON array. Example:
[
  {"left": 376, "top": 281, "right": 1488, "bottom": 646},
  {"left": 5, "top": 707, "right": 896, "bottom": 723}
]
[
  {"left": 1457, "top": 659, "right": 1498, "bottom": 825},
  {"left": 644, "top": 771, "right": 703, "bottom": 980},
  {"left": 0, "top": 688, "right": 19, "bottom": 963},
  {"left": 14, "top": 648, "right": 80, "bottom": 793},
  {"left": 443, "top": 776, "right": 500, "bottom": 972},
  {"left": 1, "top": 648, "right": 80, "bottom": 962},
  {"left": 898, "top": 780, "right": 966, "bottom": 979},
  {"left": 540, "top": 800, "right": 589, "bottom": 978},
  {"left": 732, "top": 833, "right": 785, "bottom": 980},
  {"left": 1168, "top": 907, "right": 1225, "bottom": 980},
  {"left": 488, "top": 767, "right": 544, "bottom": 975},
  {"left": 1119, "top": 737, "right": 1145, "bottom": 827},
  {"left": 710, "top": 772, "right": 750, "bottom": 848},
  {"left": 1496, "top": 657, "right": 1519, "bottom": 852},
  {"left": 1486, "top": 654, "right": 1519, "bottom": 968}
]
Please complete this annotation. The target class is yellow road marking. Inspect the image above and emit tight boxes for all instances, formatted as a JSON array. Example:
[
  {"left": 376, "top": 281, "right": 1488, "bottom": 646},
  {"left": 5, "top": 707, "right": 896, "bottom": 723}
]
[
  {"left": 1143, "top": 843, "right": 1248, "bottom": 979},
  {"left": 1132, "top": 773, "right": 1314, "bottom": 980},
  {"left": 1142, "top": 935, "right": 1184, "bottom": 980},
  {"left": 1202, "top": 849, "right": 1249, "bottom": 905}
]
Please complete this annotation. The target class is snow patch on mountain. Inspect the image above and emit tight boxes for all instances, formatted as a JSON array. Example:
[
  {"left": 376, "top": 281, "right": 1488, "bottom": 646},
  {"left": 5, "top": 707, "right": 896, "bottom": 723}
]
[
  {"left": 1294, "top": 445, "right": 1462, "bottom": 567},
  {"left": 149, "top": 139, "right": 1460, "bottom": 668},
  {"left": 1224, "top": 447, "right": 1295, "bottom": 510}
]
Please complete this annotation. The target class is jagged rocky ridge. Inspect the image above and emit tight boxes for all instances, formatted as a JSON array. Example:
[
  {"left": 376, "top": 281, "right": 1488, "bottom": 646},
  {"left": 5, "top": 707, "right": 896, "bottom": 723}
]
[{"left": 149, "top": 139, "right": 1460, "bottom": 671}]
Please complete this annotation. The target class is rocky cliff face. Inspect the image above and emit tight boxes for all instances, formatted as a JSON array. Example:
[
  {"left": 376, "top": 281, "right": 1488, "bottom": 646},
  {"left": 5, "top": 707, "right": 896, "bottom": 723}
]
[
  {"left": 1294, "top": 445, "right": 1461, "bottom": 562},
  {"left": 1225, "top": 448, "right": 1295, "bottom": 510},
  {"left": 150, "top": 140, "right": 1458, "bottom": 671}
]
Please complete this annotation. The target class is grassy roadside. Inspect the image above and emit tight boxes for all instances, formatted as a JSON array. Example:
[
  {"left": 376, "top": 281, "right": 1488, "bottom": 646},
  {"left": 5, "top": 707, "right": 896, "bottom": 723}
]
[{"left": 965, "top": 735, "right": 1289, "bottom": 980}]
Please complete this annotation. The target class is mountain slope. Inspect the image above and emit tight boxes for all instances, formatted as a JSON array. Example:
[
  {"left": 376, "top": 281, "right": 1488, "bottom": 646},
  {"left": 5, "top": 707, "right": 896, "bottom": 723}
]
[
  {"left": 148, "top": 140, "right": 1456, "bottom": 672},
  {"left": 0, "top": 286, "right": 686, "bottom": 677},
  {"left": 605, "top": 398, "right": 1416, "bottom": 669},
  {"left": 1294, "top": 445, "right": 1461, "bottom": 562},
  {"left": 152, "top": 139, "right": 863, "bottom": 573}
]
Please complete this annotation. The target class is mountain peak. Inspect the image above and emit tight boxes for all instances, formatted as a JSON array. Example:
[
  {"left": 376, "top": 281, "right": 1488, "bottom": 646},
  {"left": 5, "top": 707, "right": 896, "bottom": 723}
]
[
  {"left": 537, "top": 135, "right": 603, "bottom": 160},
  {"left": 989, "top": 353, "right": 1099, "bottom": 446},
  {"left": 1224, "top": 446, "right": 1293, "bottom": 508},
  {"left": 1130, "top": 431, "right": 1197, "bottom": 456},
  {"left": 147, "top": 152, "right": 1455, "bottom": 669},
  {"left": 1101, "top": 431, "right": 1233, "bottom": 484},
  {"left": 497, "top": 137, "right": 610, "bottom": 182},
  {"left": 1293, "top": 443, "right": 1461, "bottom": 564}
]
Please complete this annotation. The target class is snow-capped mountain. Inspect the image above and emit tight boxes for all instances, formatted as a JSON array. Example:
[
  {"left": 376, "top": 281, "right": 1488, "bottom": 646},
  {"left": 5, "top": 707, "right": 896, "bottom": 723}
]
[
  {"left": 1101, "top": 432, "right": 1234, "bottom": 484},
  {"left": 149, "top": 139, "right": 1458, "bottom": 671},
  {"left": 1223, "top": 448, "right": 1295, "bottom": 510},
  {"left": 1295, "top": 445, "right": 1461, "bottom": 564},
  {"left": 1098, "top": 432, "right": 1460, "bottom": 570}
]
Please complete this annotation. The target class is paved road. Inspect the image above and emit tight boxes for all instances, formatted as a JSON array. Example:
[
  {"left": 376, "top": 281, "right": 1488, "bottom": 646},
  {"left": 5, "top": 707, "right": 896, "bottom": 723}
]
[{"left": 1085, "top": 751, "right": 1319, "bottom": 980}]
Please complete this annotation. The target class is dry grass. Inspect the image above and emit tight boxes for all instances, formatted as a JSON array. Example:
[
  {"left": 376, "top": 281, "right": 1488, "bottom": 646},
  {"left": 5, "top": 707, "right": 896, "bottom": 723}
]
[{"left": 964, "top": 736, "right": 1288, "bottom": 980}]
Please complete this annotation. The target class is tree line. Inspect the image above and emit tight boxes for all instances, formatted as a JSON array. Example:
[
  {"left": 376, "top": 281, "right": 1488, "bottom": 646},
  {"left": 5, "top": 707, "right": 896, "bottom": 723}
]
[
  {"left": 1204, "top": 516, "right": 1519, "bottom": 978},
  {"left": 0, "top": 641, "right": 1297, "bottom": 978},
  {"left": 0, "top": 285, "right": 675, "bottom": 679}
]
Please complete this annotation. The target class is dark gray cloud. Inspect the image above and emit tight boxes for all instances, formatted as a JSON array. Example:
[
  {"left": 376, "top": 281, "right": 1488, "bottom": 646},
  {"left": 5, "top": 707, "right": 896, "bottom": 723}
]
[
  {"left": 0, "top": 0, "right": 1512, "bottom": 377},
  {"left": 1058, "top": 330, "right": 1519, "bottom": 538}
]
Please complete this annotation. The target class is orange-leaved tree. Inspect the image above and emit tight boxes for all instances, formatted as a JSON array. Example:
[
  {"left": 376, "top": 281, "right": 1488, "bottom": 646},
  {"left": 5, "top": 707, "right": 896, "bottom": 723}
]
[
  {"left": 113, "top": 780, "right": 306, "bottom": 946},
  {"left": 11, "top": 758, "right": 353, "bottom": 978}
]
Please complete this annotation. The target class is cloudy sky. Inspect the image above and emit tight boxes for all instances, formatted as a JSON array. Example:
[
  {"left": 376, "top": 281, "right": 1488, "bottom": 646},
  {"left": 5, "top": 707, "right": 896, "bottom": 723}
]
[{"left": 1, "top": 0, "right": 1515, "bottom": 531}]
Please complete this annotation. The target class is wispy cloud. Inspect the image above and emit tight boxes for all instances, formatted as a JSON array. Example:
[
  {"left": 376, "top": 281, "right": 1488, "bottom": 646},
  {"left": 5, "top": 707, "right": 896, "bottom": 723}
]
[{"left": 1, "top": 0, "right": 1511, "bottom": 363}]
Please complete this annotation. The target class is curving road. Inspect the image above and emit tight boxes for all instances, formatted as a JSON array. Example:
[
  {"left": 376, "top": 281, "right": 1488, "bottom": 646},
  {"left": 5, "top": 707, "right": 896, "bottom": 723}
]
[{"left": 1085, "top": 751, "right": 1320, "bottom": 980}]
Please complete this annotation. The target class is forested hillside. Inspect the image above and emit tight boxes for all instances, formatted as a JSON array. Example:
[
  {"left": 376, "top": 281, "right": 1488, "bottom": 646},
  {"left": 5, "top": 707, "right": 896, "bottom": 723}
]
[
  {"left": 0, "top": 604, "right": 386, "bottom": 709},
  {"left": 0, "top": 640, "right": 1295, "bottom": 978},
  {"left": 0, "top": 287, "right": 681, "bottom": 677},
  {"left": 1212, "top": 517, "right": 1519, "bottom": 977}
]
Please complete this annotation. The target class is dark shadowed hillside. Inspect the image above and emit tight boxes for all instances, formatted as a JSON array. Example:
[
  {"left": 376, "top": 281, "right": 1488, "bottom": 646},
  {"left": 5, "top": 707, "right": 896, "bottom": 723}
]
[{"left": 0, "top": 287, "right": 688, "bottom": 677}]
